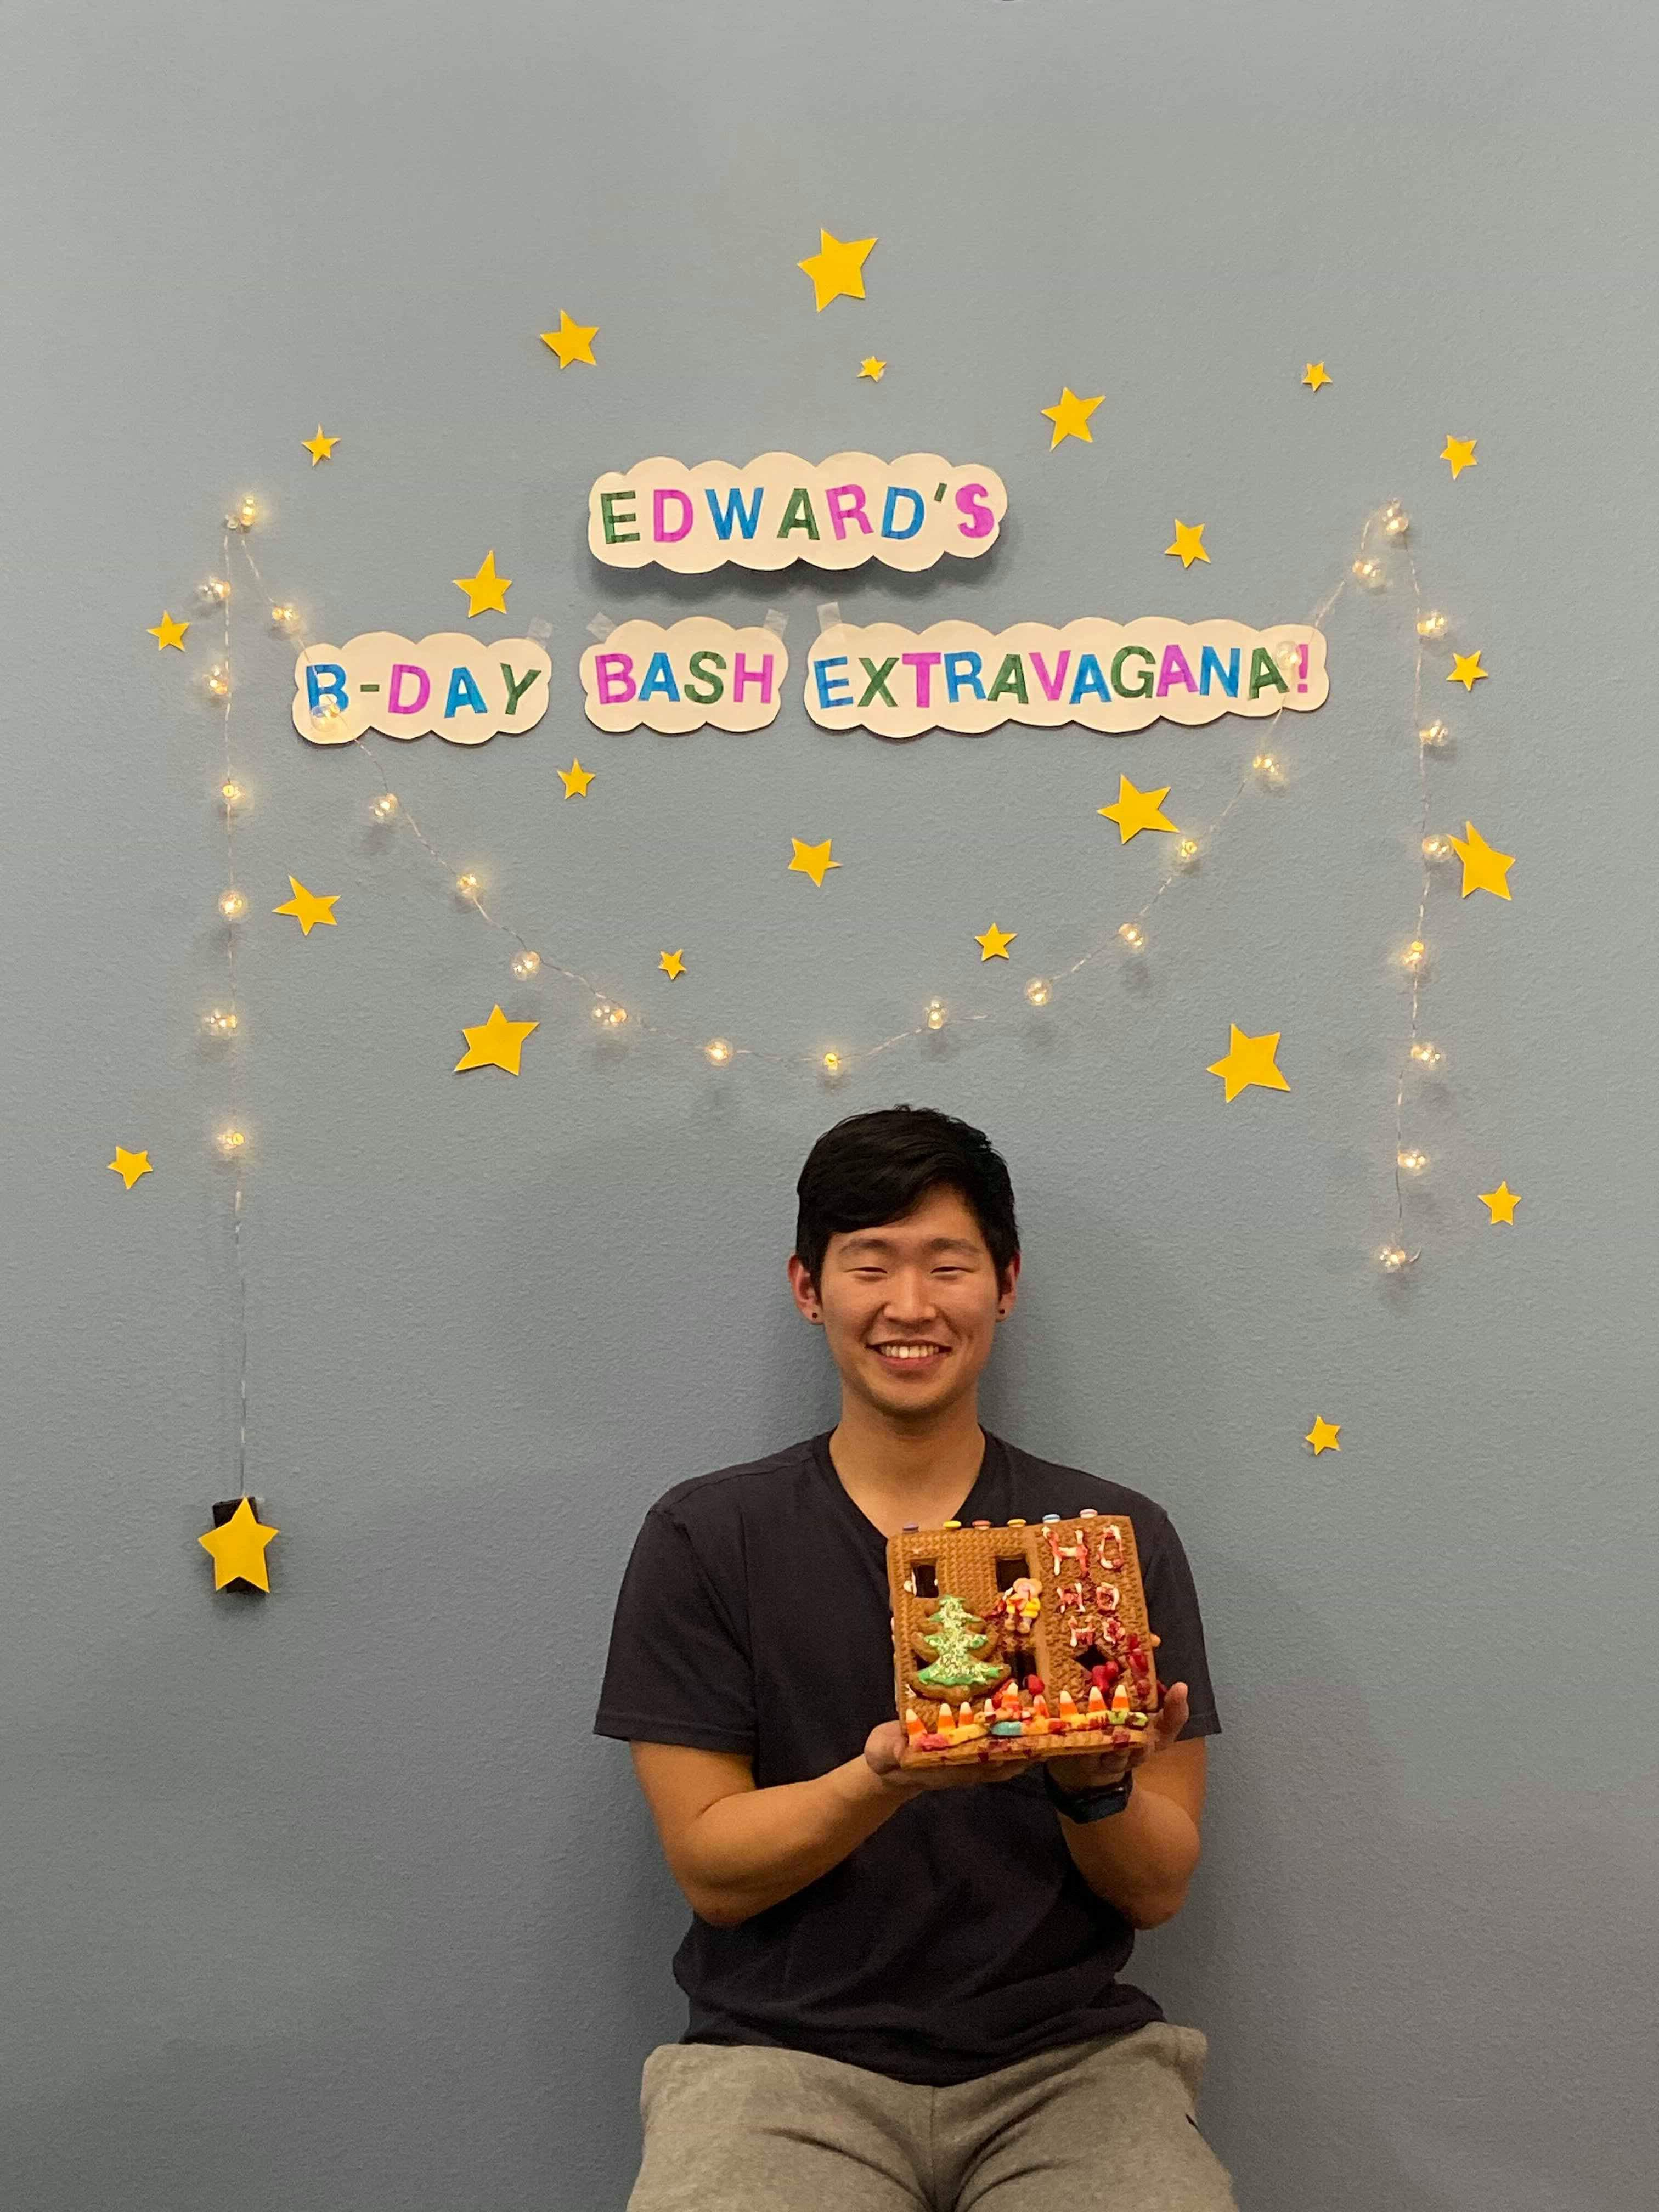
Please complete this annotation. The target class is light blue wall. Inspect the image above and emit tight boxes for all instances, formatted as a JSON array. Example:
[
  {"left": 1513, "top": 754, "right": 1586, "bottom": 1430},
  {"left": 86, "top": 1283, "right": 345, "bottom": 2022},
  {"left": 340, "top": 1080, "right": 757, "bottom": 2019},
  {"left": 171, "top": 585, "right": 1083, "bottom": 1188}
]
[{"left": 4, "top": 4, "right": 1655, "bottom": 2207}]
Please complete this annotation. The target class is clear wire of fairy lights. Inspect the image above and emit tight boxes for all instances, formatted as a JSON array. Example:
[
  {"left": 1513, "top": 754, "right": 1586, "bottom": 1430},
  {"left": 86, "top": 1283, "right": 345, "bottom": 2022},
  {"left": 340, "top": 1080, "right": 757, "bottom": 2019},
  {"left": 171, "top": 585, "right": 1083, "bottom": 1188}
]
[
  {"left": 213, "top": 525, "right": 251, "bottom": 1496},
  {"left": 223, "top": 501, "right": 1451, "bottom": 1274}
]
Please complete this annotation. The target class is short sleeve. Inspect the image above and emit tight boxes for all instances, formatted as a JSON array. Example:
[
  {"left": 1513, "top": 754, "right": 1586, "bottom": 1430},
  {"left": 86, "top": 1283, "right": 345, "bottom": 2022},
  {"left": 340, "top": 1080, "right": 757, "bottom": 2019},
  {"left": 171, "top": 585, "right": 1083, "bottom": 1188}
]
[
  {"left": 1140, "top": 1511, "right": 1222, "bottom": 1741},
  {"left": 593, "top": 1502, "right": 757, "bottom": 1756}
]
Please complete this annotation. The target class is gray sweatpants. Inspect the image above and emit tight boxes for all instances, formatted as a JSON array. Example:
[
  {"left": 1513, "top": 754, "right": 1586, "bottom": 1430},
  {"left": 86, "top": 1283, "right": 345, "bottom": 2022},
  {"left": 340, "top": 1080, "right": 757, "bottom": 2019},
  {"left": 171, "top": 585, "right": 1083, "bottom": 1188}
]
[{"left": 628, "top": 2021, "right": 1239, "bottom": 2211}]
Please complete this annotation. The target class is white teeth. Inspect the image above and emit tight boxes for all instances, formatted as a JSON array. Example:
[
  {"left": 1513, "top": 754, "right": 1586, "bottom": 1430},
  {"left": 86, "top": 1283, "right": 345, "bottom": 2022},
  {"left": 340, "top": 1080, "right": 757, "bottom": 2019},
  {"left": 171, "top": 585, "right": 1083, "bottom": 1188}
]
[{"left": 875, "top": 1344, "right": 942, "bottom": 1359}]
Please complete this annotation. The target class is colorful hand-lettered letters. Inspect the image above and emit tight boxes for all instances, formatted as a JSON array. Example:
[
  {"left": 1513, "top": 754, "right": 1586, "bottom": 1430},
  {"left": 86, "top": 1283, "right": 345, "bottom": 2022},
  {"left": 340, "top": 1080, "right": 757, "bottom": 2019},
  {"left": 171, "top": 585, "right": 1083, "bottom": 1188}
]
[
  {"left": 579, "top": 619, "right": 788, "bottom": 732},
  {"left": 587, "top": 452, "right": 1007, "bottom": 573},
  {"left": 293, "top": 633, "right": 552, "bottom": 746},
  {"left": 803, "top": 619, "right": 1330, "bottom": 737}
]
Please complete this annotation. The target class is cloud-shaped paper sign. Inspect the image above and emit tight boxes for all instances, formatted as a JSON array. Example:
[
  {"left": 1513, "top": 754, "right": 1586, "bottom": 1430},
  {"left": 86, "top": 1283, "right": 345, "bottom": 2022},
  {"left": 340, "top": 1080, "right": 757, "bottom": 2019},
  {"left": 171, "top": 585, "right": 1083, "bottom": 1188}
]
[
  {"left": 579, "top": 619, "right": 788, "bottom": 733},
  {"left": 588, "top": 452, "right": 1007, "bottom": 573},
  {"left": 292, "top": 633, "right": 552, "bottom": 746}
]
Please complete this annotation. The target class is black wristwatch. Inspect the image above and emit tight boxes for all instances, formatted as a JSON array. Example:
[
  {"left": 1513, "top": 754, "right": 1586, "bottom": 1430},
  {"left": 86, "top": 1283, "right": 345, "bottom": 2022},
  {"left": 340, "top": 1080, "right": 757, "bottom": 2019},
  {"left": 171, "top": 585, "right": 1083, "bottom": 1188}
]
[{"left": 1043, "top": 1763, "right": 1134, "bottom": 1822}]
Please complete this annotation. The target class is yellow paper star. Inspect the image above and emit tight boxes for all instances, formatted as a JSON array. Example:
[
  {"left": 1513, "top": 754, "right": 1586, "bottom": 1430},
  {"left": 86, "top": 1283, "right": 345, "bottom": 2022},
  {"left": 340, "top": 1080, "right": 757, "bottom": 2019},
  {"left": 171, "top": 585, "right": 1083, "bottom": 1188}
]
[
  {"left": 1166, "top": 520, "right": 1209, "bottom": 568},
  {"left": 1041, "top": 387, "right": 1103, "bottom": 448},
  {"left": 1442, "top": 436, "right": 1477, "bottom": 479},
  {"left": 148, "top": 610, "right": 189, "bottom": 650},
  {"left": 559, "top": 759, "right": 594, "bottom": 798},
  {"left": 789, "top": 838, "right": 840, "bottom": 887},
  {"left": 1207, "top": 1024, "right": 1290, "bottom": 1103},
  {"left": 658, "top": 949, "right": 686, "bottom": 980},
  {"left": 1305, "top": 1416, "right": 1341, "bottom": 1456},
  {"left": 198, "top": 1496, "right": 280, "bottom": 1593},
  {"left": 302, "top": 425, "right": 338, "bottom": 464},
  {"left": 1478, "top": 1180, "right": 1521, "bottom": 1224},
  {"left": 1301, "top": 362, "right": 1332, "bottom": 392},
  {"left": 108, "top": 1145, "right": 152, "bottom": 1190},
  {"left": 858, "top": 357, "right": 887, "bottom": 381},
  {"left": 454, "top": 1005, "right": 539, "bottom": 1075},
  {"left": 453, "top": 550, "right": 512, "bottom": 617},
  {"left": 273, "top": 876, "right": 339, "bottom": 935},
  {"left": 975, "top": 922, "right": 1017, "bottom": 961},
  {"left": 798, "top": 229, "right": 876, "bottom": 311},
  {"left": 1097, "top": 776, "right": 1177, "bottom": 843},
  {"left": 540, "top": 311, "right": 599, "bottom": 368},
  {"left": 1448, "top": 651, "right": 1488, "bottom": 691},
  {"left": 1448, "top": 821, "right": 1514, "bottom": 900}
]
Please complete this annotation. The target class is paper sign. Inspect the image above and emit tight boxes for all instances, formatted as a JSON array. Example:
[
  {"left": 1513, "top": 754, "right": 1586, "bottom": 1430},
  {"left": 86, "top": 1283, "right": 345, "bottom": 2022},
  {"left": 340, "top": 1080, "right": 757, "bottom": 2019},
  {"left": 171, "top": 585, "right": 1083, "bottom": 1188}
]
[
  {"left": 803, "top": 619, "right": 1329, "bottom": 737},
  {"left": 579, "top": 619, "right": 788, "bottom": 732},
  {"left": 293, "top": 633, "right": 552, "bottom": 746},
  {"left": 588, "top": 452, "right": 1007, "bottom": 573}
]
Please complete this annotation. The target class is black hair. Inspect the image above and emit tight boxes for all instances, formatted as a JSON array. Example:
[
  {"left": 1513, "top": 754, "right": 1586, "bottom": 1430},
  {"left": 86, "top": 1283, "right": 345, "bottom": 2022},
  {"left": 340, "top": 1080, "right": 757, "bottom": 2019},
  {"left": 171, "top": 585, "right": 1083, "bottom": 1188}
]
[{"left": 793, "top": 1106, "right": 1020, "bottom": 1290}]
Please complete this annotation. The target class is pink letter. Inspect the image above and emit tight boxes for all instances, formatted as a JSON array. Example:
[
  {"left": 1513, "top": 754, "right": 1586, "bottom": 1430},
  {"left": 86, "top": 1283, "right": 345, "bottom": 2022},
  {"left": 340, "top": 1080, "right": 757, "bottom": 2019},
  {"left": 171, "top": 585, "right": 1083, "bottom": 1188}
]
[
  {"left": 1156, "top": 644, "right": 1197, "bottom": 696},
  {"left": 652, "top": 488, "right": 694, "bottom": 543},
  {"left": 901, "top": 651, "right": 942, "bottom": 708},
  {"left": 1030, "top": 651, "right": 1071, "bottom": 702},
  {"left": 955, "top": 482, "right": 996, "bottom": 539},
  {"left": 595, "top": 653, "right": 636, "bottom": 706},
  {"left": 826, "top": 483, "right": 872, "bottom": 540},
  {"left": 732, "top": 652, "right": 775, "bottom": 703},
  {"left": 387, "top": 663, "right": 431, "bottom": 715}
]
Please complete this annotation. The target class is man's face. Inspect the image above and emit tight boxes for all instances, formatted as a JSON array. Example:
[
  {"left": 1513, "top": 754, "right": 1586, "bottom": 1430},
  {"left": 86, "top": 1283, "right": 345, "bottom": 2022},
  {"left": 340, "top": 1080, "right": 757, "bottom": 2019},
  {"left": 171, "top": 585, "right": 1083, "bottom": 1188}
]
[{"left": 788, "top": 1185, "right": 1018, "bottom": 1422}]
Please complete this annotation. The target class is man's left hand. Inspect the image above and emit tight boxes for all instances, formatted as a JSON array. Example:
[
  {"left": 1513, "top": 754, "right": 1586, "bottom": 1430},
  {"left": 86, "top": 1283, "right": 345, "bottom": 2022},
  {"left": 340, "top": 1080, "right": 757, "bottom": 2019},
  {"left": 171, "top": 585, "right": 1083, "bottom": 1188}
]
[{"left": 1045, "top": 1680, "right": 1190, "bottom": 1792}]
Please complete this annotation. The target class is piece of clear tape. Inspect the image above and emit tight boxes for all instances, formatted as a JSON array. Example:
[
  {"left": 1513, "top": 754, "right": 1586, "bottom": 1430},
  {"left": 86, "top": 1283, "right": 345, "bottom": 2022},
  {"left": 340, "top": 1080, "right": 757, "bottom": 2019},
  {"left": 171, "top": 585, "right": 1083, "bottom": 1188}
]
[
  {"left": 587, "top": 611, "right": 616, "bottom": 641},
  {"left": 816, "top": 600, "right": 843, "bottom": 633},
  {"left": 763, "top": 607, "right": 788, "bottom": 638}
]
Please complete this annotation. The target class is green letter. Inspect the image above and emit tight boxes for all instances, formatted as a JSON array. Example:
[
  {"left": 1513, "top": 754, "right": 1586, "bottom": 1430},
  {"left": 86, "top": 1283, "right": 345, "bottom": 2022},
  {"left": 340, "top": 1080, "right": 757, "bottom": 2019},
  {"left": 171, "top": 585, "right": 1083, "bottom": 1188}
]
[
  {"left": 777, "top": 487, "right": 820, "bottom": 540},
  {"left": 1111, "top": 646, "right": 1155, "bottom": 699},
  {"left": 684, "top": 650, "right": 726, "bottom": 706},
  {"left": 857, "top": 656, "right": 899, "bottom": 707},
  {"left": 500, "top": 664, "right": 542, "bottom": 715},
  {"left": 600, "top": 490, "right": 639, "bottom": 545},
  {"left": 1249, "top": 647, "right": 1290, "bottom": 699},
  {"left": 986, "top": 653, "right": 1028, "bottom": 706}
]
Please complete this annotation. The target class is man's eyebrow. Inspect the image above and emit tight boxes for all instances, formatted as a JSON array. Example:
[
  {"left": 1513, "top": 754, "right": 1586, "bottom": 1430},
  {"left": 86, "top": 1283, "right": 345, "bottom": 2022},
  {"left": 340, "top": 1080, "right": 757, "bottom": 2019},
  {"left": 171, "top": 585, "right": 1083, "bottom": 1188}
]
[{"left": 837, "top": 1234, "right": 983, "bottom": 1257}]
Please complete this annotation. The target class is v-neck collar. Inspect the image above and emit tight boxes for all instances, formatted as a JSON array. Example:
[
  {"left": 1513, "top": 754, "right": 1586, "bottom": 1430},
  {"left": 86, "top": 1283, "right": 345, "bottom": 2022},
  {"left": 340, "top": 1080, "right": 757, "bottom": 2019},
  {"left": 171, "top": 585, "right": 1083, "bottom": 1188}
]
[{"left": 810, "top": 1428, "right": 1012, "bottom": 1553}]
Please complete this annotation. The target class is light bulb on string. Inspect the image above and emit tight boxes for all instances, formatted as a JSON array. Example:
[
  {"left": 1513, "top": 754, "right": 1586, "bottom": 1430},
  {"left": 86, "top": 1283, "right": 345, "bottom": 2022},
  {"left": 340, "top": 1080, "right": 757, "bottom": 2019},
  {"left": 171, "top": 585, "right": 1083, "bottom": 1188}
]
[
  {"left": 1397, "top": 1147, "right": 1430, "bottom": 1177},
  {"left": 605, "top": 1004, "right": 628, "bottom": 1030},
  {"left": 225, "top": 494, "right": 259, "bottom": 533},
  {"left": 1023, "top": 978, "right": 1052, "bottom": 1007},
  {"left": 1381, "top": 500, "right": 1410, "bottom": 540},
  {"left": 1422, "top": 833, "right": 1457, "bottom": 865},
  {"left": 924, "top": 997, "right": 949, "bottom": 1031},
  {"left": 1398, "top": 938, "right": 1429, "bottom": 978},
  {"left": 1351, "top": 558, "right": 1386, "bottom": 590},
  {"left": 201, "top": 1007, "right": 239, "bottom": 1040},
  {"left": 218, "top": 778, "right": 247, "bottom": 816},
  {"left": 1118, "top": 922, "right": 1146, "bottom": 952},
  {"left": 198, "top": 576, "right": 231, "bottom": 607},
  {"left": 1251, "top": 752, "right": 1285, "bottom": 788},
  {"left": 269, "top": 603, "right": 298, "bottom": 634},
  {"left": 311, "top": 700, "right": 343, "bottom": 734},
  {"left": 218, "top": 888, "right": 247, "bottom": 922},
  {"left": 1172, "top": 837, "right": 1201, "bottom": 873},
  {"left": 214, "top": 1124, "right": 248, "bottom": 1160},
  {"left": 703, "top": 1037, "right": 733, "bottom": 1066},
  {"left": 1416, "top": 610, "right": 1448, "bottom": 642},
  {"left": 510, "top": 949, "right": 541, "bottom": 980},
  {"left": 204, "top": 662, "right": 232, "bottom": 701},
  {"left": 1376, "top": 1243, "right": 1414, "bottom": 1276},
  {"left": 370, "top": 791, "right": 398, "bottom": 823},
  {"left": 1418, "top": 720, "right": 1452, "bottom": 752},
  {"left": 454, "top": 872, "right": 481, "bottom": 905},
  {"left": 1409, "top": 1040, "right": 1446, "bottom": 1073},
  {"left": 821, "top": 1049, "right": 844, "bottom": 1079}
]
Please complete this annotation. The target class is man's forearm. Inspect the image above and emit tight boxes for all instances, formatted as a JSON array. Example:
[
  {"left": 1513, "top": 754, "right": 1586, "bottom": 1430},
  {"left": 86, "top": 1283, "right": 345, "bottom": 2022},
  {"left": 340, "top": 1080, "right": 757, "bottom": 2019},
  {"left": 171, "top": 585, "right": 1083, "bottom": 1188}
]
[
  {"left": 1056, "top": 1783, "right": 1202, "bottom": 1927},
  {"left": 676, "top": 1757, "right": 911, "bottom": 1926}
]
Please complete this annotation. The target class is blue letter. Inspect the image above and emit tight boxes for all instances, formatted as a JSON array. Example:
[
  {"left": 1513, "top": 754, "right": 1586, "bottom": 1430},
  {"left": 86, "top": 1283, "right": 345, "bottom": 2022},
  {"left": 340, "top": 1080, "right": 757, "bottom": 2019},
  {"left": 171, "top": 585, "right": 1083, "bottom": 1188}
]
[
  {"left": 444, "top": 665, "right": 487, "bottom": 716},
  {"left": 1199, "top": 645, "right": 1240, "bottom": 698},
  {"left": 1069, "top": 653, "right": 1111, "bottom": 705},
  {"left": 638, "top": 651, "right": 681, "bottom": 703},
  {"left": 881, "top": 486, "right": 925, "bottom": 540},
  {"left": 814, "top": 656, "right": 852, "bottom": 710},
  {"left": 306, "top": 664, "right": 347, "bottom": 714},
  {"left": 944, "top": 651, "right": 985, "bottom": 703},
  {"left": 704, "top": 484, "right": 763, "bottom": 540}
]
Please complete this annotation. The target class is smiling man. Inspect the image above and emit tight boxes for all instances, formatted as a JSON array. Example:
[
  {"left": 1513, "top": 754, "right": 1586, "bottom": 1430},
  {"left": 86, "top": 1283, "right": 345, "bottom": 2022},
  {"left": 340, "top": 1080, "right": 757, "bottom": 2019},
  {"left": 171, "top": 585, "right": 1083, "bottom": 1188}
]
[{"left": 595, "top": 1106, "right": 1235, "bottom": 2210}]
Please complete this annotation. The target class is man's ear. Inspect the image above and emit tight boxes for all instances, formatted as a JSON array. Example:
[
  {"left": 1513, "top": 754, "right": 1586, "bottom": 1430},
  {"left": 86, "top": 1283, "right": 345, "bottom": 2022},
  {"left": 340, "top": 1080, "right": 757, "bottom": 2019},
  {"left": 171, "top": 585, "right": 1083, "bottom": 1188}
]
[
  {"left": 786, "top": 1251, "right": 822, "bottom": 1323},
  {"left": 996, "top": 1251, "right": 1022, "bottom": 1317}
]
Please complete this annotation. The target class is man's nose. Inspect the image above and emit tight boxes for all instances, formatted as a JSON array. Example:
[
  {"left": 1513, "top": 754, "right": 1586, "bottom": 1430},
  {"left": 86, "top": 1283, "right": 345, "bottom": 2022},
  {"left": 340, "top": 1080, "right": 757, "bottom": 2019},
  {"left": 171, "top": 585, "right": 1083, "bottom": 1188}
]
[{"left": 882, "top": 1272, "right": 939, "bottom": 1319}]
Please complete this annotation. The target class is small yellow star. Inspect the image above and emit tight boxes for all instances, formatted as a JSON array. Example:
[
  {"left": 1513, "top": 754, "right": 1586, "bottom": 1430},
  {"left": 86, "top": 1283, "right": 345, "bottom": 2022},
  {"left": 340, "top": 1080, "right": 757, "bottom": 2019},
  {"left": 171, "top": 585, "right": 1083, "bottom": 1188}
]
[
  {"left": 273, "top": 876, "right": 339, "bottom": 935},
  {"left": 1442, "top": 436, "right": 1477, "bottom": 479},
  {"left": 1448, "top": 821, "right": 1514, "bottom": 900},
  {"left": 858, "top": 357, "right": 887, "bottom": 381},
  {"left": 559, "top": 759, "right": 595, "bottom": 798},
  {"left": 1301, "top": 362, "right": 1332, "bottom": 392},
  {"left": 302, "top": 425, "right": 338, "bottom": 464},
  {"left": 1207, "top": 1024, "right": 1290, "bottom": 1103},
  {"left": 1041, "top": 386, "right": 1103, "bottom": 448},
  {"left": 1166, "top": 520, "right": 1209, "bottom": 568},
  {"left": 1448, "top": 651, "right": 1488, "bottom": 691},
  {"left": 658, "top": 949, "right": 686, "bottom": 980},
  {"left": 1478, "top": 1180, "right": 1520, "bottom": 1224},
  {"left": 454, "top": 1005, "right": 539, "bottom": 1075},
  {"left": 540, "top": 311, "right": 599, "bottom": 368},
  {"left": 1097, "top": 776, "right": 1177, "bottom": 844},
  {"left": 148, "top": 610, "right": 189, "bottom": 650},
  {"left": 108, "top": 1145, "right": 152, "bottom": 1190},
  {"left": 789, "top": 837, "right": 840, "bottom": 887},
  {"left": 198, "top": 1496, "right": 280, "bottom": 1593},
  {"left": 453, "top": 550, "right": 512, "bottom": 617},
  {"left": 1305, "top": 1416, "right": 1341, "bottom": 1456},
  {"left": 798, "top": 229, "right": 876, "bottom": 311},
  {"left": 975, "top": 922, "right": 1017, "bottom": 961}
]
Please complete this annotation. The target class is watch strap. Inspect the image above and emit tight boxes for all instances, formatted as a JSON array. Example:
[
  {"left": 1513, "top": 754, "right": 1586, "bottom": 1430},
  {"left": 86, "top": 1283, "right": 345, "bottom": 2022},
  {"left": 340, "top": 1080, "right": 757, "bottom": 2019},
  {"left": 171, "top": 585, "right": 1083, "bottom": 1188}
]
[{"left": 1043, "top": 1762, "right": 1134, "bottom": 1822}]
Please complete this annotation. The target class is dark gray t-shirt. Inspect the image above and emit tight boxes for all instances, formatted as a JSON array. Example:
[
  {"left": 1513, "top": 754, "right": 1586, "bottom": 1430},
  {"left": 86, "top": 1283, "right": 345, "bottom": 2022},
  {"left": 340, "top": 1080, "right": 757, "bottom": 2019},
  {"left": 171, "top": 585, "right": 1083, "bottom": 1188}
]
[{"left": 594, "top": 1429, "right": 1222, "bottom": 2086}]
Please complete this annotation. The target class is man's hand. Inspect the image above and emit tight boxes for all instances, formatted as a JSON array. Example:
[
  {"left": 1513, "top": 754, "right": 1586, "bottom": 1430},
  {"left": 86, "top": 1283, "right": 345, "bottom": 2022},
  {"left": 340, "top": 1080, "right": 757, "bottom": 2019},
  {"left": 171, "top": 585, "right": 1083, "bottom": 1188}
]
[
  {"left": 1044, "top": 1680, "right": 1192, "bottom": 1793},
  {"left": 862, "top": 1719, "right": 1027, "bottom": 1795}
]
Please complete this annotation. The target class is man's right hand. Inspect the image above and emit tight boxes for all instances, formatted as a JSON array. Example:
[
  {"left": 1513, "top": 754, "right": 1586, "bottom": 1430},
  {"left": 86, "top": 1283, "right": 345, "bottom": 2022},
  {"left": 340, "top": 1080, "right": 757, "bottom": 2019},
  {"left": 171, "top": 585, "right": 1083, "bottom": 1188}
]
[{"left": 863, "top": 1718, "right": 1027, "bottom": 1795}]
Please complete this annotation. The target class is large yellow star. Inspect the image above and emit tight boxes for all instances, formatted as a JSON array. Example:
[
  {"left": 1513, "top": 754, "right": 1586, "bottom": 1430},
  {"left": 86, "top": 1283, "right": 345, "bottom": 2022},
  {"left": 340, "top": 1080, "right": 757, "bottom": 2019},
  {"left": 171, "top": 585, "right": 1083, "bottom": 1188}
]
[
  {"left": 148, "top": 610, "right": 189, "bottom": 650},
  {"left": 1166, "top": 520, "right": 1210, "bottom": 568},
  {"left": 1478, "top": 1179, "right": 1521, "bottom": 1224},
  {"left": 108, "top": 1145, "right": 152, "bottom": 1190},
  {"left": 1448, "top": 821, "right": 1514, "bottom": 899},
  {"left": 1301, "top": 362, "right": 1332, "bottom": 392},
  {"left": 1305, "top": 1416, "right": 1341, "bottom": 1456},
  {"left": 559, "top": 759, "right": 594, "bottom": 798},
  {"left": 1207, "top": 1024, "right": 1290, "bottom": 1103},
  {"left": 1041, "top": 386, "right": 1103, "bottom": 448},
  {"left": 659, "top": 949, "right": 686, "bottom": 980},
  {"left": 453, "top": 550, "right": 512, "bottom": 617},
  {"left": 540, "top": 311, "right": 599, "bottom": 367},
  {"left": 302, "top": 425, "right": 338, "bottom": 464},
  {"left": 1097, "top": 776, "right": 1177, "bottom": 843},
  {"left": 975, "top": 922, "right": 1017, "bottom": 961},
  {"left": 858, "top": 357, "right": 887, "bottom": 381},
  {"left": 273, "top": 876, "right": 339, "bottom": 934},
  {"left": 198, "top": 1496, "right": 280, "bottom": 1593},
  {"left": 798, "top": 229, "right": 876, "bottom": 311},
  {"left": 789, "top": 837, "right": 839, "bottom": 887},
  {"left": 1442, "top": 436, "right": 1477, "bottom": 479},
  {"left": 1448, "top": 651, "right": 1488, "bottom": 691},
  {"left": 454, "top": 1005, "right": 539, "bottom": 1075}
]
